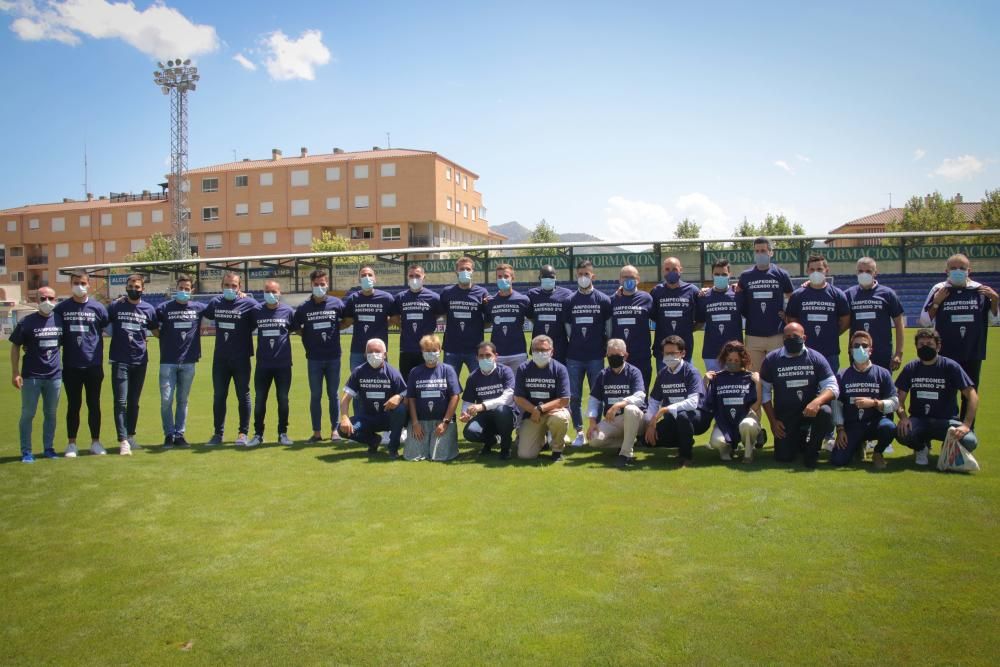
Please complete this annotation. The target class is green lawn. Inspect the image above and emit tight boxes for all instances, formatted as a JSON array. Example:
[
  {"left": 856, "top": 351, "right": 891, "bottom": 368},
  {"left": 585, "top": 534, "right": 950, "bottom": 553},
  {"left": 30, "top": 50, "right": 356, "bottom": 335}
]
[{"left": 0, "top": 331, "right": 997, "bottom": 665}]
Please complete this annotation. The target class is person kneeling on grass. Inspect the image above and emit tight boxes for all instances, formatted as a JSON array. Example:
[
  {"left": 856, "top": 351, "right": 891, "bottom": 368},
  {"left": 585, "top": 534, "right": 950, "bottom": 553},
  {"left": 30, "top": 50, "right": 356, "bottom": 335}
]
[
  {"left": 513, "top": 335, "right": 571, "bottom": 461},
  {"left": 459, "top": 341, "right": 517, "bottom": 459},
  {"left": 338, "top": 338, "right": 407, "bottom": 458},
  {"left": 703, "top": 341, "right": 763, "bottom": 463},
  {"left": 894, "top": 328, "right": 979, "bottom": 467},
  {"left": 643, "top": 335, "right": 710, "bottom": 467},
  {"left": 587, "top": 338, "right": 646, "bottom": 468},
  {"left": 831, "top": 330, "right": 898, "bottom": 469},
  {"left": 405, "top": 335, "right": 461, "bottom": 462}
]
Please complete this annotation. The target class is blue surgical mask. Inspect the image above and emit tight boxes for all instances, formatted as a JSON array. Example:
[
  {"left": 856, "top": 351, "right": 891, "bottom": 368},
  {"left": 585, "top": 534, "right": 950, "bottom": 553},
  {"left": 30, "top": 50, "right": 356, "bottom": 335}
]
[
  {"left": 223, "top": 288, "right": 238, "bottom": 301},
  {"left": 540, "top": 277, "right": 556, "bottom": 290},
  {"left": 852, "top": 345, "right": 870, "bottom": 364},
  {"left": 948, "top": 269, "right": 968, "bottom": 286},
  {"left": 478, "top": 357, "right": 497, "bottom": 373},
  {"left": 263, "top": 292, "right": 279, "bottom": 305},
  {"left": 360, "top": 276, "right": 375, "bottom": 290},
  {"left": 174, "top": 291, "right": 191, "bottom": 304},
  {"left": 312, "top": 286, "right": 328, "bottom": 299},
  {"left": 666, "top": 270, "right": 680, "bottom": 284},
  {"left": 713, "top": 275, "right": 729, "bottom": 290},
  {"left": 754, "top": 252, "right": 771, "bottom": 268},
  {"left": 496, "top": 278, "right": 512, "bottom": 291},
  {"left": 623, "top": 278, "right": 637, "bottom": 292},
  {"left": 422, "top": 350, "right": 440, "bottom": 364},
  {"left": 457, "top": 270, "right": 473, "bottom": 285}
]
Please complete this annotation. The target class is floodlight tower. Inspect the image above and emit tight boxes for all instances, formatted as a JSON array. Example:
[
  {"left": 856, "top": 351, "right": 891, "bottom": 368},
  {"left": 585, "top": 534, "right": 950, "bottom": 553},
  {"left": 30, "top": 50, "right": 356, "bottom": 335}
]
[{"left": 153, "top": 58, "right": 200, "bottom": 258}]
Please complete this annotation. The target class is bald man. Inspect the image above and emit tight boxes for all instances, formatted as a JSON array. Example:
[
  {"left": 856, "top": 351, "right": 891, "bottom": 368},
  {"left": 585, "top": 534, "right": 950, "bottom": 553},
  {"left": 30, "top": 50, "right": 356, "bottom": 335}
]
[
  {"left": 650, "top": 256, "right": 700, "bottom": 367},
  {"left": 610, "top": 264, "right": 654, "bottom": 388}
]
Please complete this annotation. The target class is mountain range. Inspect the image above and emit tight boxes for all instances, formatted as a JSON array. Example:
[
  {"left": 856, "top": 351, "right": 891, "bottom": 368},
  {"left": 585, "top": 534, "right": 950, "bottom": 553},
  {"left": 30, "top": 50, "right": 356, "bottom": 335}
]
[{"left": 490, "top": 221, "right": 630, "bottom": 254}]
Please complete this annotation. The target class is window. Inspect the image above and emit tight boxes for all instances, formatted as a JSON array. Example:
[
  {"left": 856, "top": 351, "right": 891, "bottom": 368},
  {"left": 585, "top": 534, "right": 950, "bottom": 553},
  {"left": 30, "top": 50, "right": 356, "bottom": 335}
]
[
  {"left": 130, "top": 239, "right": 145, "bottom": 253},
  {"left": 353, "top": 164, "right": 369, "bottom": 179},
  {"left": 380, "top": 163, "right": 396, "bottom": 177},
  {"left": 262, "top": 231, "right": 277, "bottom": 245},
  {"left": 354, "top": 195, "right": 369, "bottom": 209},
  {"left": 291, "top": 169, "right": 309, "bottom": 186},
  {"left": 238, "top": 232, "right": 251, "bottom": 246},
  {"left": 326, "top": 197, "right": 341, "bottom": 211},
  {"left": 351, "top": 227, "right": 374, "bottom": 240},
  {"left": 151, "top": 209, "right": 163, "bottom": 223},
  {"left": 291, "top": 199, "right": 309, "bottom": 216},
  {"left": 235, "top": 203, "right": 249, "bottom": 217},
  {"left": 381, "top": 193, "right": 396, "bottom": 208},
  {"left": 472, "top": 207, "right": 476, "bottom": 221},
  {"left": 202, "top": 207, "right": 220, "bottom": 222},
  {"left": 202, "top": 177, "right": 219, "bottom": 192},
  {"left": 82, "top": 241, "right": 94, "bottom": 255},
  {"left": 101, "top": 213, "right": 112, "bottom": 226},
  {"left": 205, "top": 233, "right": 223, "bottom": 250},
  {"left": 11, "top": 246, "right": 23, "bottom": 257},
  {"left": 455, "top": 170, "right": 461, "bottom": 185},
  {"left": 12, "top": 271, "right": 25, "bottom": 283},
  {"left": 446, "top": 167, "right": 452, "bottom": 181},
  {"left": 235, "top": 175, "right": 248, "bottom": 187},
  {"left": 381, "top": 226, "right": 401, "bottom": 241},
  {"left": 29, "top": 219, "right": 39, "bottom": 230},
  {"left": 127, "top": 211, "right": 142, "bottom": 227},
  {"left": 104, "top": 240, "right": 116, "bottom": 253},
  {"left": 260, "top": 172, "right": 273, "bottom": 186},
  {"left": 293, "top": 229, "right": 312, "bottom": 246},
  {"left": 79, "top": 215, "right": 90, "bottom": 228},
  {"left": 56, "top": 272, "right": 69, "bottom": 283},
  {"left": 463, "top": 204, "right": 469, "bottom": 219},
  {"left": 259, "top": 201, "right": 274, "bottom": 215},
  {"left": 446, "top": 197, "right": 452, "bottom": 211},
  {"left": 51, "top": 217, "right": 65, "bottom": 232},
  {"left": 326, "top": 167, "right": 341, "bottom": 181},
  {"left": 463, "top": 176, "right": 468, "bottom": 191},
  {"left": 55, "top": 243, "right": 69, "bottom": 258},
  {"left": 6, "top": 220, "right": 15, "bottom": 232}
]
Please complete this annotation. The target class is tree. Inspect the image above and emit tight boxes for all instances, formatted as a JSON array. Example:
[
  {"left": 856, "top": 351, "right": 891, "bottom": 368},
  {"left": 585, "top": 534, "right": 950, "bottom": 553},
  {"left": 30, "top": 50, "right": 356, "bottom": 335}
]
[
  {"left": 886, "top": 192, "right": 966, "bottom": 244},
  {"left": 756, "top": 213, "right": 805, "bottom": 249},
  {"left": 674, "top": 218, "right": 700, "bottom": 239},
  {"left": 730, "top": 216, "right": 759, "bottom": 250},
  {"left": 310, "top": 231, "right": 370, "bottom": 264},
  {"left": 972, "top": 188, "right": 1000, "bottom": 243},
  {"left": 127, "top": 233, "right": 189, "bottom": 263},
  {"left": 523, "top": 218, "right": 561, "bottom": 256}
]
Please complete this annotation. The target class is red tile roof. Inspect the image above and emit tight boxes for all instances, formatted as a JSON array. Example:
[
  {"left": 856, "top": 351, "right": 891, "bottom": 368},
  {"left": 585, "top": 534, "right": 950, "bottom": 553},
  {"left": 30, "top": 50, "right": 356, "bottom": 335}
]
[
  {"left": 186, "top": 148, "right": 479, "bottom": 178},
  {"left": 830, "top": 202, "right": 982, "bottom": 233},
  {"left": 0, "top": 198, "right": 166, "bottom": 216}
]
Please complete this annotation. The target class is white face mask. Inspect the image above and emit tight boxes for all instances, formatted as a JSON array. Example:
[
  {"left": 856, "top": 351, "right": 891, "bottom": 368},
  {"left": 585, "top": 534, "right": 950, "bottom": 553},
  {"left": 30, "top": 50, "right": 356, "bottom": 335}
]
[
  {"left": 422, "top": 350, "right": 440, "bottom": 364},
  {"left": 532, "top": 350, "right": 552, "bottom": 367},
  {"left": 38, "top": 300, "right": 55, "bottom": 316},
  {"left": 312, "top": 285, "right": 328, "bottom": 299},
  {"left": 808, "top": 271, "right": 826, "bottom": 287},
  {"left": 408, "top": 277, "right": 423, "bottom": 291},
  {"left": 71, "top": 284, "right": 88, "bottom": 298},
  {"left": 663, "top": 354, "right": 682, "bottom": 369},
  {"left": 366, "top": 352, "right": 385, "bottom": 369},
  {"left": 577, "top": 275, "right": 592, "bottom": 289},
  {"left": 857, "top": 272, "right": 875, "bottom": 288}
]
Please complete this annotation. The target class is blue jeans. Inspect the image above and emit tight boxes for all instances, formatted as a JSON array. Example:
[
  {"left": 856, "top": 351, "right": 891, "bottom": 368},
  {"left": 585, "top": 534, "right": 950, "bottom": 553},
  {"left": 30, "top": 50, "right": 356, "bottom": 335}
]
[
  {"left": 349, "top": 352, "right": 366, "bottom": 373},
  {"left": 338, "top": 404, "right": 407, "bottom": 449},
  {"left": 111, "top": 362, "right": 148, "bottom": 441},
  {"left": 567, "top": 357, "right": 605, "bottom": 430},
  {"left": 825, "top": 353, "right": 840, "bottom": 374},
  {"left": 160, "top": 363, "right": 196, "bottom": 438},
  {"left": 897, "top": 417, "right": 977, "bottom": 452},
  {"left": 307, "top": 357, "right": 341, "bottom": 433},
  {"left": 19, "top": 378, "right": 61, "bottom": 455},
  {"left": 444, "top": 351, "right": 477, "bottom": 379},
  {"left": 831, "top": 418, "right": 897, "bottom": 466}
]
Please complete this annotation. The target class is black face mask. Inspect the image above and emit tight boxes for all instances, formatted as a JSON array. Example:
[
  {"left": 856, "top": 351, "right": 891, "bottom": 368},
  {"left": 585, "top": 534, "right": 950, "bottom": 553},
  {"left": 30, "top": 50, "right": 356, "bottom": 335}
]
[
  {"left": 607, "top": 354, "right": 625, "bottom": 369},
  {"left": 917, "top": 345, "right": 937, "bottom": 362},
  {"left": 126, "top": 289, "right": 143, "bottom": 301},
  {"left": 783, "top": 336, "right": 804, "bottom": 354}
]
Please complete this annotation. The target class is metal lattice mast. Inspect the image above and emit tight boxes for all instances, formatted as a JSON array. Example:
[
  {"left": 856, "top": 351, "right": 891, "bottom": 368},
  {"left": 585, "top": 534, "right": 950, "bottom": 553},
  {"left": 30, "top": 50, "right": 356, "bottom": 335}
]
[{"left": 154, "top": 59, "right": 200, "bottom": 259}]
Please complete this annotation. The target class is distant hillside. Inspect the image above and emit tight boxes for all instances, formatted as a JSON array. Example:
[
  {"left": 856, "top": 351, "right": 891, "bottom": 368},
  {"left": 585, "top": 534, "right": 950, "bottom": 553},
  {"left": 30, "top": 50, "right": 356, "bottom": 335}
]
[
  {"left": 490, "top": 221, "right": 532, "bottom": 243},
  {"left": 489, "top": 222, "right": 630, "bottom": 253}
]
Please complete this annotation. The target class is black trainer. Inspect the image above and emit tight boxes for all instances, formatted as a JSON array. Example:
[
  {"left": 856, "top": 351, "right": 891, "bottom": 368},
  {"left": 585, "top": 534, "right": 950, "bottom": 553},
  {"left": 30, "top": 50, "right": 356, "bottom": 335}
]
[
  {"left": 479, "top": 444, "right": 492, "bottom": 456},
  {"left": 162, "top": 435, "right": 175, "bottom": 448},
  {"left": 499, "top": 447, "right": 511, "bottom": 460},
  {"left": 757, "top": 429, "right": 768, "bottom": 447},
  {"left": 367, "top": 443, "right": 378, "bottom": 455},
  {"left": 308, "top": 434, "right": 325, "bottom": 443},
  {"left": 616, "top": 454, "right": 636, "bottom": 468},
  {"left": 387, "top": 447, "right": 399, "bottom": 459},
  {"left": 173, "top": 436, "right": 190, "bottom": 448},
  {"left": 550, "top": 451, "right": 564, "bottom": 462}
]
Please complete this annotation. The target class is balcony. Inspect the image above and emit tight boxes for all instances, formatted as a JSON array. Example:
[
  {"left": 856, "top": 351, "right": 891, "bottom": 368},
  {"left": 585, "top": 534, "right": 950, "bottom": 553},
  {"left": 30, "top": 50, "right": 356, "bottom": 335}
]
[
  {"left": 27, "top": 279, "right": 49, "bottom": 291},
  {"left": 407, "top": 235, "right": 440, "bottom": 248},
  {"left": 27, "top": 255, "right": 49, "bottom": 266}
]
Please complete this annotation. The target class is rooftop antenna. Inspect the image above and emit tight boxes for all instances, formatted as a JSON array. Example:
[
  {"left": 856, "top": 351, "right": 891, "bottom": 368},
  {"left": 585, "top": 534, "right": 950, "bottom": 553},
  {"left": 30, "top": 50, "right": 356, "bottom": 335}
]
[
  {"left": 82, "top": 140, "right": 89, "bottom": 199},
  {"left": 888, "top": 192, "right": 893, "bottom": 208},
  {"left": 232, "top": 149, "right": 237, "bottom": 161},
  {"left": 385, "top": 132, "right": 391, "bottom": 149}
]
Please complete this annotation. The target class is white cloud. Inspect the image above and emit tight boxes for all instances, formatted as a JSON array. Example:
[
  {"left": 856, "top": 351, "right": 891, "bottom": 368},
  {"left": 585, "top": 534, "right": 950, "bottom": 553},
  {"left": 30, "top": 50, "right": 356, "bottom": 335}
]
[
  {"left": 262, "top": 29, "right": 331, "bottom": 81},
  {"left": 2, "top": 0, "right": 219, "bottom": 59},
  {"left": 773, "top": 160, "right": 794, "bottom": 174},
  {"left": 930, "top": 154, "right": 984, "bottom": 181},
  {"left": 675, "top": 192, "right": 731, "bottom": 239},
  {"left": 913, "top": 148, "right": 926, "bottom": 161},
  {"left": 233, "top": 52, "right": 256, "bottom": 71},
  {"left": 795, "top": 154, "right": 811, "bottom": 163},
  {"left": 602, "top": 193, "right": 732, "bottom": 242}
]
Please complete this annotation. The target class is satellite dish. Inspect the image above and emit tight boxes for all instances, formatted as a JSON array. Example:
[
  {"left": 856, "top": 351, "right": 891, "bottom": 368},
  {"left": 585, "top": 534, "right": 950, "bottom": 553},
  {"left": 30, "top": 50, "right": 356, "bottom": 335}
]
[
  {"left": 183, "top": 59, "right": 191, "bottom": 65},
  {"left": 158, "top": 61, "right": 165, "bottom": 68},
  {"left": 189, "top": 84, "right": 196, "bottom": 91},
  {"left": 167, "top": 60, "right": 174, "bottom": 67},
  {"left": 161, "top": 87, "right": 169, "bottom": 95}
]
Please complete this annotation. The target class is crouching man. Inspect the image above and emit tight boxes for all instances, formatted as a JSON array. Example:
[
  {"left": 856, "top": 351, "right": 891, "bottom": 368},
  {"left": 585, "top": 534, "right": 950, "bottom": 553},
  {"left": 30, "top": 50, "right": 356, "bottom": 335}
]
[
  {"left": 832, "top": 330, "right": 898, "bottom": 469},
  {"left": 513, "top": 335, "right": 571, "bottom": 461},
  {"left": 338, "top": 339, "right": 408, "bottom": 457},
  {"left": 459, "top": 341, "right": 517, "bottom": 459},
  {"left": 643, "top": 335, "right": 710, "bottom": 467},
  {"left": 587, "top": 338, "right": 646, "bottom": 468}
]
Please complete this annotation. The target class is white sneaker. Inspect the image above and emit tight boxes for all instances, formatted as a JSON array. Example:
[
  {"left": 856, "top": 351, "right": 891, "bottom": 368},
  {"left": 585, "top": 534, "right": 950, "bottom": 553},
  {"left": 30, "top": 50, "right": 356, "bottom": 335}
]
[
  {"left": 822, "top": 437, "right": 836, "bottom": 452},
  {"left": 400, "top": 428, "right": 408, "bottom": 442},
  {"left": 571, "top": 433, "right": 585, "bottom": 447},
  {"left": 330, "top": 431, "right": 342, "bottom": 442},
  {"left": 246, "top": 434, "right": 263, "bottom": 448},
  {"left": 884, "top": 444, "right": 895, "bottom": 455},
  {"left": 65, "top": 443, "right": 79, "bottom": 458},
  {"left": 235, "top": 433, "right": 249, "bottom": 447},
  {"left": 278, "top": 433, "right": 293, "bottom": 446},
  {"left": 119, "top": 441, "right": 132, "bottom": 456},
  {"left": 915, "top": 447, "right": 929, "bottom": 466},
  {"left": 90, "top": 442, "right": 106, "bottom": 455},
  {"left": 380, "top": 431, "right": 391, "bottom": 446}
]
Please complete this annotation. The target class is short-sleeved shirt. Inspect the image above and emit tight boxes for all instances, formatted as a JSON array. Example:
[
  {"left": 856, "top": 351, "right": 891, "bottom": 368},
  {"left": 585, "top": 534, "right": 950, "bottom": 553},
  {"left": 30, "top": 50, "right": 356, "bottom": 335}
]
[
  {"left": 610, "top": 291, "right": 654, "bottom": 362},
  {"left": 705, "top": 370, "right": 757, "bottom": 439},
  {"left": 440, "top": 284, "right": 489, "bottom": 354},
  {"left": 649, "top": 362, "right": 704, "bottom": 409},
  {"left": 925, "top": 283, "right": 993, "bottom": 363},
  {"left": 837, "top": 364, "right": 897, "bottom": 425},
  {"left": 107, "top": 299, "right": 159, "bottom": 365},
  {"left": 895, "top": 356, "right": 973, "bottom": 421},
  {"left": 759, "top": 347, "right": 834, "bottom": 417},
  {"left": 785, "top": 284, "right": 850, "bottom": 357},
  {"left": 462, "top": 364, "right": 515, "bottom": 404},
  {"left": 53, "top": 298, "right": 109, "bottom": 368},
  {"left": 156, "top": 299, "right": 207, "bottom": 365},
  {"left": 293, "top": 296, "right": 345, "bottom": 360},
  {"left": 251, "top": 303, "right": 296, "bottom": 368},
  {"left": 649, "top": 281, "right": 700, "bottom": 360},
  {"left": 10, "top": 312, "right": 63, "bottom": 379},
  {"left": 514, "top": 358, "right": 571, "bottom": 407},
  {"left": 204, "top": 296, "right": 259, "bottom": 362},
  {"left": 485, "top": 290, "right": 531, "bottom": 356},
  {"left": 343, "top": 289, "right": 396, "bottom": 354},
  {"left": 407, "top": 363, "right": 462, "bottom": 421},
  {"left": 526, "top": 286, "right": 573, "bottom": 361},
  {"left": 845, "top": 282, "right": 904, "bottom": 368},
  {"left": 696, "top": 288, "right": 742, "bottom": 361},
  {"left": 566, "top": 289, "right": 612, "bottom": 361},
  {"left": 590, "top": 363, "right": 646, "bottom": 411},
  {"left": 737, "top": 265, "right": 794, "bottom": 337},
  {"left": 345, "top": 362, "right": 407, "bottom": 418},
  {"left": 396, "top": 287, "right": 443, "bottom": 354}
]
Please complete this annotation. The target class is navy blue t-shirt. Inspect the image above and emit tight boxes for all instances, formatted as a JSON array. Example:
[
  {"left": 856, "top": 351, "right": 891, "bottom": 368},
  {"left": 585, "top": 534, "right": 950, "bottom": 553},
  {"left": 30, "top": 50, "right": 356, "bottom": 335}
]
[
  {"left": 204, "top": 296, "right": 259, "bottom": 362},
  {"left": 649, "top": 281, "right": 700, "bottom": 360},
  {"left": 407, "top": 363, "right": 462, "bottom": 421},
  {"left": 566, "top": 290, "right": 612, "bottom": 362},
  {"left": 696, "top": 287, "right": 742, "bottom": 361},
  {"left": 440, "top": 284, "right": 489, "bottom": 354},
  {"left": 896, "top": 356, "right": 973, "bottom": 420},
  {"left": 705, "top": 370, "right": 757, "bottom": 439},
  {"left": 10, "top": 312, "right": 63, "bottom": 380},
  {"left": 343, "top": 289, "right": 396, "bottom": 354},
  {"left": 925, "top": 283, "right": 993, "bottom": 363},
  {"left": 737, "top": 265, "right": 794, "bottom": 337},
  {"left": 462, "top": 364, "right": 515, "bottom": 404},
  {"left": 649, "top": 362, "right": 704, "bottom": 408},
  {"left": 156, "top": 299, "right": 207, "bottom": 365},
  {"left": 53, "top": 298, "right": 108, "bottom": 368},
  {"left": 252, "top": 303, "right": 296, "bottom": 369},
  {"left": 108, "top": 299, "right": 159, "bottom": 365},
  {"left": 293, "top": 296, "right": 345, "bottom": 360},
  {"left": 837, "top": 364, "right": 896, "bottom": 425},
  {"left": 845, "top": 282, "right": 904, "bottom": 368},
  {"left": 785, "top": 284, "right": 849, "bottom": 357},
  {"left": 759, "top": 348, "right": 834, "bottom": 417},
  {"left": 590, "top": 363, "right": 646, "bottom": 411},
  {"left": 485, "top": 290, "right": 531, "bottom": 356},
  {"left": 395, "top": 287, "right": 443, "bottom": 354},
  {"left": 610, "top": 291, "right": 653, "bottom": 362},
  {"left": 345, "top": 362, "right": 407, "bottom": 418},
  {"left": 527, "top": 286, "right": 573, "bottom": 361},
  {"left": 514, "top": 358, "right": 571, "bottom": 407}
]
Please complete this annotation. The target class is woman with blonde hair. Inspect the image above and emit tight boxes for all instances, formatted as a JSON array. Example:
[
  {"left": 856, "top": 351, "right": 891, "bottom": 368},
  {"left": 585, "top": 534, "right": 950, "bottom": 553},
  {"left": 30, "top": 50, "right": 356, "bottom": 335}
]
[{"left": 405, "top": 334, "right": 462, "bottom": 461}]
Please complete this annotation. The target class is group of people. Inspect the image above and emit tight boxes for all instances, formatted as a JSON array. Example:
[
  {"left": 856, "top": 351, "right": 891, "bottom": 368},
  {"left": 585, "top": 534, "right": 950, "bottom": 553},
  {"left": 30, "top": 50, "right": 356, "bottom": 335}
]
[{"left": 10, "top": 237, "right": 997, "bottom": 469}]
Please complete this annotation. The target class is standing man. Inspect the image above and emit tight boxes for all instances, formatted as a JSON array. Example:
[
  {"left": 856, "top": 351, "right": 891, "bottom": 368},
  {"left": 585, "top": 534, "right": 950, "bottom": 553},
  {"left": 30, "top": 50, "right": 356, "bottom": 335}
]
[
  {"left": 55, "top": 270, "right": 109, "bottom": 457},
  {"left": 294, "top": 269, "right": 348, "bottom": 444},
  {"left": 107, "top": 274, "right": 159, "bottom": 455},
  {"left": 649, "top": 256, "right": 700, "bottom": 366},
  {"left": 738, "top": 237, "right": 794, "bottom": 373},
  {"left": 395, "top": 263, "right": 443, "bottom": 379},
  {"left": 845, "top": 257, "right": 905, "bottom": 371},
  {"left": 248, "top": 280, "right": 296, "bottom": 447},
  {"left": 513, "top": 335, "right": 572, "bottom": 461},
  {"left": 10, "top": 287, "right": 62, "bottom": 462},
  {"left": 203, "top": 272, "right": 259, "bottom": 446},
  {"left": 342, "top": 265, "right": 397, "bottom": 371},
  {"left": 587, "top": 338, "right": 646, "bottom": 468},
  {"left": 440, "top": 255, "right": 489, "bottom": 377},
  {"left": 610, "top": 264, "right": 654, "bottom": 389},
  {"left": 832, "top": 331, "right": 898, "bottom": 469},
  {"left": 459, "top": 341, "right": 517, "bottom": 458},
  {"left": 919, "top": 253, "right": 999, "bottom": 421},
  {"left": 338, "top": 338, "right": 408, "bottom": 457},
  {"left": 785, "top": 254, "right": 850, "bottom": 372},
  {"left": 643, "top": 336, "right": 709, "bottom": 467},
  {"left": 696, "top": 258, "right": 742, "bottom": 371},
  {"left": 527, "top": 264, "right": 573, "bottom": 364},
  {"left": 565, "top": 260, "right": 612, "bottom": 446},
  {"left": 759, "top": 322, "right": 838, "bottom": 468},
  {"left": 156, "top": 274, "right": 206, "bottom": 448},
  {"left": 484, "top": 263, "right": 532, "bottom": 370}
]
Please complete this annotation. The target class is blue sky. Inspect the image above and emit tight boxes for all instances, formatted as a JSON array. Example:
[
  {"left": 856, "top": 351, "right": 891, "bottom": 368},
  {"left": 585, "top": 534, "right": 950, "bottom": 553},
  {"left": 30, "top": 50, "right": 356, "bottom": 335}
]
[{"left": 1, "top": 0, "right": 997, "bottom": 241}]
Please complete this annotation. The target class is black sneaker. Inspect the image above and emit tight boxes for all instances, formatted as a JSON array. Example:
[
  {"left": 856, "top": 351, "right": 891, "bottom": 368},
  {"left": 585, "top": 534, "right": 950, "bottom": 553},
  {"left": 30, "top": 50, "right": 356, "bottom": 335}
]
[
  {"left": 163, "top": 435, "right": 175, "bottom": 449},
  {"left": 308, "top": 434, "right": 324, "bottom": 444},
  {"left": 479, "top": 444, "right": 492, "bottom": 456},
  {"left": 550, "top": 451, "right": 564, "bottom": 462},
  {"left": 387, "top": 447, "right": 400, "bottom": 459},
  {"left": 616, "top": 454, "right": 636, "bottom": 469},
  {"left": 207, "top": 434, "right": 223, "bottom": 446},
  {"left": 173, "top": 436, "right": 190, "bottom": 448},
  {"left": 757, "top": 429, "right": 768, "bottom": 447},
  {"left": 499, "top": 447, "right": 511, "bottom": 460},
  {"left": 367, "top": 443, "right": 379, "bottom": 455}
]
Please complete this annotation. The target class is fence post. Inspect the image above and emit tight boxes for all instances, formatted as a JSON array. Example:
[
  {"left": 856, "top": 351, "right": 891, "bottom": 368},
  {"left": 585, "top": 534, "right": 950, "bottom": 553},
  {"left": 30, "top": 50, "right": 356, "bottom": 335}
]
[
  {"left": 699, "top": 242, "right": 705, "bottom": 284},
  {"left": 900, "top": 237, "right": 907, "bottom": 275},
  {"left": 655, "top": 243, "right": 663, "bottom": 283},
  {"left": 798, "top": 239, "right": 806, "bottom": 277},
  {"left": 567, "top": 246, "right": 575, "bottom": 282}
]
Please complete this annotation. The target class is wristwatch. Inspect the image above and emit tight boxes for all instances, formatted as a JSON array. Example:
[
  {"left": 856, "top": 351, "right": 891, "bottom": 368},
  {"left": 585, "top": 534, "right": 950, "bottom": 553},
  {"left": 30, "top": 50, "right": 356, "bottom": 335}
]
[{"left": 441, "top": 417, "right": 452, "bottom": 424}]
